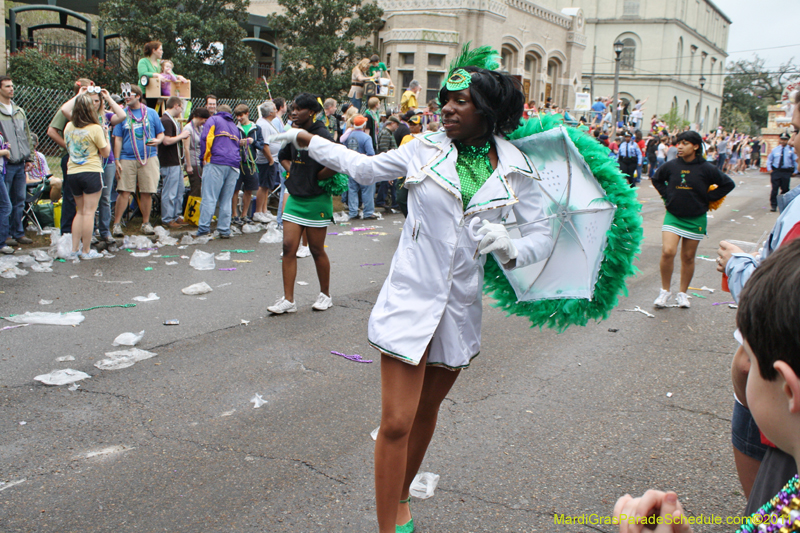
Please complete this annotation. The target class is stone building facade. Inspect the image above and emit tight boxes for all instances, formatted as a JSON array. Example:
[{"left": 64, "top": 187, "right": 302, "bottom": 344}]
[
  {"left": 248, "top": 0, "right": 587, "bottom": 111},
  {"left": 376, "top": 0, "right": 586, "bottom": 110},
  {"left": 543, "top": 0, "right": 730, "bottom": 133}
]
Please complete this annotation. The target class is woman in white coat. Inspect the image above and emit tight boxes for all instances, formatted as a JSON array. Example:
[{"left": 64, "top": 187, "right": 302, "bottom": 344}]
[{"left": 273, "top": 66, "right": 553, "bottom": 533}]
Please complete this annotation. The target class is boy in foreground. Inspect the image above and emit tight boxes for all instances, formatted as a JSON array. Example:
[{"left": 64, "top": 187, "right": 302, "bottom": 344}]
[{"left": 614, "top": 239, "right": 800, "bottom": 532}]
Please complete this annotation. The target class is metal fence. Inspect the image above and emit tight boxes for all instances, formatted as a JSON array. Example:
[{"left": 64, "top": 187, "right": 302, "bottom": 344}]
[{"left": 11, "top": 85, "right": 279, "bottom": 178}]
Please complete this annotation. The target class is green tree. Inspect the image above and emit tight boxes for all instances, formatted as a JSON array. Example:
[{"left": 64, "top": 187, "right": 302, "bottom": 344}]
[
  {"left": 660, "top": 105, "right": 689, "bottom": 133},
  {"left": 721, "top": 56, "right": 799, "bottom": 135},
  {"left": 100, "top": 0, "right": 262, "bottom": 99},
  {"left": 268, "top": 0, "right": 384, "bottom": 100}
]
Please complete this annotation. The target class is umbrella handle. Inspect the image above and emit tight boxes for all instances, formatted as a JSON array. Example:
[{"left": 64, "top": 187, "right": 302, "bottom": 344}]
[
  {"left": 468, "top": 218, "right": 483, "bottom": 260},
  {"left": 467, "top": 217, "right": 483, "bottom": 243}
]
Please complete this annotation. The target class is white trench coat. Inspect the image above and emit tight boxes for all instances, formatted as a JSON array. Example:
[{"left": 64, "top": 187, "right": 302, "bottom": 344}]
[{"left": 308, "top": 130, "right": 553, "bottom": 369}]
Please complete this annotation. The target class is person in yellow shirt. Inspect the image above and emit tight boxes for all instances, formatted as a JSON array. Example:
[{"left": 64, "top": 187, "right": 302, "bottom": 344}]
[{"left": 399, "top": 80, "right": 421, "bottom": 114}]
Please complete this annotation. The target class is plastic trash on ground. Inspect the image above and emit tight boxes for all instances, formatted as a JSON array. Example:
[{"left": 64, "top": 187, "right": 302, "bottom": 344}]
[
  {"left": 95, "top": 348, "right": 157, "bottom": 370},
  {"left": 46, "top": 232, "right": 73, "bottom": 259},
  {"left": 333, "top": 212, "right": 349, "bottom": 223},
  {"left": 122, "top": 235, "right": 154, "bottom": 249},
  {"left": 39, "top": 299, "right": 53, "bottom": 305},
  {"left": 56, "top": 355, "right": 75, "bottom": 362},
  {"left": 15, "top": 255, "right": 35, "bottom": 266},
  {"left": 242, "top": 223, "right": 264, "bottom": 234},
  {"left": 231, "top": 225, "right": 243, "bottom": 236},
  {"left": 1, "top": 265, "right": 28, "bottom": 278},
  {"left": 251, "top": 393, "right": 267, "bottom": 408},
  {"left": 130, "top": 251, "right": 151, "bottom": 257},
  {"left": 215, "top": 252, "right": 231, "bottom": 261},
  {"left": 132, "top": 293, "right": 160, "bottom": 302},
  {"left": 182, "top": 281, "right": 213, "bottom": 295},
  {"left": 154, "top": 226, "right": 179, "bottom": 246},
  {"left": 34, "top": 368, "right": 91, "bottom": 386},
  {"left": 30, "top": 261, "right": 53, "bottom": 273},
  {"left": 189, "top": 250, "right": 215, "bottom": 270},
  {"left": 4, "top": 311, "right": 85, "bottom": 326},
  {"left": 410, "top": 472, "right": 440, "bottom": 499},
  {"left": 31, "top": 249, "right": 51, "bottom": 262},
  {"left": 180, "top": 235, "right": 196, "bottom": 245},
  {"left": 259, "top": 223, "right": 283, "bottom": 244},
  {"left": 112, "top": 330, "right": 145, "bottom": 346}
]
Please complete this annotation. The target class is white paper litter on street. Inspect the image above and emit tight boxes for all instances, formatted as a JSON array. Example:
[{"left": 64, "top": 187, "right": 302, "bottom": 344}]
[
  {"left": 251, "top": 393, "right": 267, "bottom": 408},
  {"left": 165, "top": 261, "right": 178, "bottom": 265},
  {"left": 29, "top": 262, "right": 53, "bottom": 273},
  {"left": 95, "top": 348, "right": 157, "bottom": 370},
  {"left": 56, "top": 355, "right": 75, "bottom": 362},
  {"left": 34, "top": 368, "right": 91, "bottom": 385},
  {"left": 620, "top": 306, "right": 655, "bottom": 318},
  {"left": 112, "top": 330, "right": 144, "bottom": 346},
  {"left": 189, "top": 250, "right": 215, "bottom": 270},
  {"left": 241, "top": 319, "right": 250, "bottom": 325},
  {"left": 297, "top": 281, "right": 308, "bottom": 286},
  {"left": 371, "top": 426, "right": 380, "bottom": 441},
  {"left": 68, "top": 383, "right": 80, "bottom": 391},
  {"left": 743, "top": 215, "right": 754, "bottom": 220},
  {"left": 130, "top": 251, "right": 151, "bottom": 258},
  {"left": 4, "top": 311, "right": 85, "bottom": 326},
  {"left": 215, "top": 252, "right": 231, "bottom": 261},
  {"left": 132, "top": 293, "right": 160, "bottom": 302},
  {"left": 0, "top": 479, "right": 27, "bottom": 492},
  {"left": 39, "top": 299, "right": 53, "bottom": 305},
  {"left": 182, "top": 282, "right": 213, "bottom": 295},
  {"left": 410, "top": 472, "right": 440, "bottom": 499},
  {"left": 666, "top": 392, "right": 673, "bottom": 398}
]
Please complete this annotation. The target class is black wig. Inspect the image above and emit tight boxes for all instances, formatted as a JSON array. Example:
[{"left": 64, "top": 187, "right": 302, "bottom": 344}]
[
  {"left": 292, "top": 92, "right": 322, "bottom": 114},
  {"left": 438, "top": 66, "right": 524, "bottom": 139}
]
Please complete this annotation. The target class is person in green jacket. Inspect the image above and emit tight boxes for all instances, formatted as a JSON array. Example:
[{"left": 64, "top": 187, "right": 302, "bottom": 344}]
[{"left": 138, "top": 41, "right": 163, "bottom": 108}]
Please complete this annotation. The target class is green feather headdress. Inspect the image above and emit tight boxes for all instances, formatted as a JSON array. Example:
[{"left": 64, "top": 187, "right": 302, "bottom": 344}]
[{"left": 447, "top": 42, "right": 501, "bottom": 74}]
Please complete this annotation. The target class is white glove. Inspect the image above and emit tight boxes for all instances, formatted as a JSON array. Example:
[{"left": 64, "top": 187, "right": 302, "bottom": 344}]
[
  {"left": 476, "top": 219, "right": 518, "bottom": 264},
  {"left": 269, "top": 129, "right": 302, "bottom": 150}
]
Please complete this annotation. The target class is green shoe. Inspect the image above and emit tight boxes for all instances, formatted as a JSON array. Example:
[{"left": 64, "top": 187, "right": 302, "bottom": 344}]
[
  {"left": 395, "top": 518, "right": 414, "bottom": 533},
  {"left": 396, "top": 497, "right": 414, "bottom": 533}
]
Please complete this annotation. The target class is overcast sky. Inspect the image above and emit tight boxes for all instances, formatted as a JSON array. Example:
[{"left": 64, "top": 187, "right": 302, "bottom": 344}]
[{"left": 714, "top": 0, "right": 800, "bottom": 69}]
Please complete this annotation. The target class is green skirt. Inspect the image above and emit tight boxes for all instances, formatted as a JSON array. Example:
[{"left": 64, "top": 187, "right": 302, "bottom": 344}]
[
  {"left": 282, "top": 194, "right": 333, "bottom": 228},
  {"left": 662, "top": 211, "right": 707, "bottom": 240}
]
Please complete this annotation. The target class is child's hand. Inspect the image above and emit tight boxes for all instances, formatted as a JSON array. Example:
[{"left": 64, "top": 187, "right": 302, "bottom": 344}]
[{"left": 614, "top": 491, "right": 692, "bottom": 533}]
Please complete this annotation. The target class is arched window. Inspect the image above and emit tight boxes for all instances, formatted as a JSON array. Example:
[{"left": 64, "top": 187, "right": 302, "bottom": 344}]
[
  {"left": 620, "top": 38, "right": 635, "bottom": 70},
  {"left": 501, "top": 46, "right": 517, "bottom": 72}
]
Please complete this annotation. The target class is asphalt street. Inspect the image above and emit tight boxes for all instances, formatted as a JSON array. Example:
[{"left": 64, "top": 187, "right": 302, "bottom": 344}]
[{"left": 1, "top": 169, "right": 795, "bottom": 533}]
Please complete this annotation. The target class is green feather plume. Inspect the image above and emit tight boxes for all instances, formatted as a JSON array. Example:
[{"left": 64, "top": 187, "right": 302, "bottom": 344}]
[
  {"left": 447, "top": 42, "right": 501, "bottom": 75},
  {"left": 483, "top": 113, "right": 643, "bottom": 332},
  {"left": 319, "top": 173, "right": 349, "bottom": 196}
]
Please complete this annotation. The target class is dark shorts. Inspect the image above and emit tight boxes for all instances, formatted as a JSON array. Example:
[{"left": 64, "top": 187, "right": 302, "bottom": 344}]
[
  {"left": 66, "top": 171, "right": 102, "bottom": 196},
  {"left": 731, "top": 400, "right": 768, "bottom": 461},
  {"left": 257, "top": 162, "right": 279, "bottom": 190},
  {"left": 235, "top": 168, "right": 259, "bottom": 192}
]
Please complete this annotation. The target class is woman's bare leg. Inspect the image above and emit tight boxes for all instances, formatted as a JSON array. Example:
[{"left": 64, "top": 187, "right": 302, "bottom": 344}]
[
  {"left": 280, "top": 221, "right": 302, "bottom": 301},
  {"left": 305, "top": 226, "right": 330, "bottom": 296},
  {"left": 396, "top": 365, "right": 461, "bottom": 525},
  {"left": 375, "top": 351, "right": 429, "bottom": 533}
]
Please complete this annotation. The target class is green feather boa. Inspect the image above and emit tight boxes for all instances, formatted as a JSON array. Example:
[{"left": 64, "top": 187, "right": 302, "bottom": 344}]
[
  {"left": 482, "top": 113, "right": 643, "bottom": 331},
  {"left": 319, "top": 173, "right": 349, "bottom": 196}
]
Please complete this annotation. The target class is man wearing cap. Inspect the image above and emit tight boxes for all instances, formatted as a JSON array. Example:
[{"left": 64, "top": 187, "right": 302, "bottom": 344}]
[
  {"left": 344, "top": 115, "right": 376, "bottom": 220},
  {"left": 767, "top": 132, "right": 798, "bottom": 211},
  {"left": 618, "top": 131, "right": 642, "bottom": 187},
  {"left": 400, "top": 113, "right": 422, "bottom": 145}
]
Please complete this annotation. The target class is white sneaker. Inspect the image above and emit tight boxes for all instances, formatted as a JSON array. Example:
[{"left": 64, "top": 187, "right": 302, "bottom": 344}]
[
  {"left": 311, "top": 292, "right": 333, "bottom": 311},
  {"left": 112, "top": 223, "right": 124, "bottom": 237},
  {"left": 296, "top": 245, "right": 311, "bottom": 258},
  {"left": 267, "top": 297, "right": 297, "bottom": 314},
  {"left": 0, "top": 245, "right": 13, "bottom": 255},
  {"left": 66, "top": 251, "right": 81, "bottom": 261},
  {"left": 253, "top": 212, "right": 276, "bottom": 223},
  {"left": 676, "top": 292, "right": 691, "bottom": 308},
  {"left": 141, "top": 223, "right": 155, "bottom": 235},
  {"left": 653, "top": 289, "right": 671, "bottom": 308}
]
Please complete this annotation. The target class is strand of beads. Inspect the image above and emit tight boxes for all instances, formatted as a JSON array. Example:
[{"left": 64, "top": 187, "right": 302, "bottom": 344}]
[{"left": 737, "top": 475, "right": 800, "bottom": 533}]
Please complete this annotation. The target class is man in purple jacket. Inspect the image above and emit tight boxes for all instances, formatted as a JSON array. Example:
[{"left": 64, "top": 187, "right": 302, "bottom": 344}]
[{"left": 197, "top": 104, "right": 242, "bottom": 238}]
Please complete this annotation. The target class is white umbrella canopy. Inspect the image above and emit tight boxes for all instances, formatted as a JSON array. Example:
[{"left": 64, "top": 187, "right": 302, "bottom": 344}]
[{"left": 501, "top": 126, "right": 617, "bottom": 302}]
